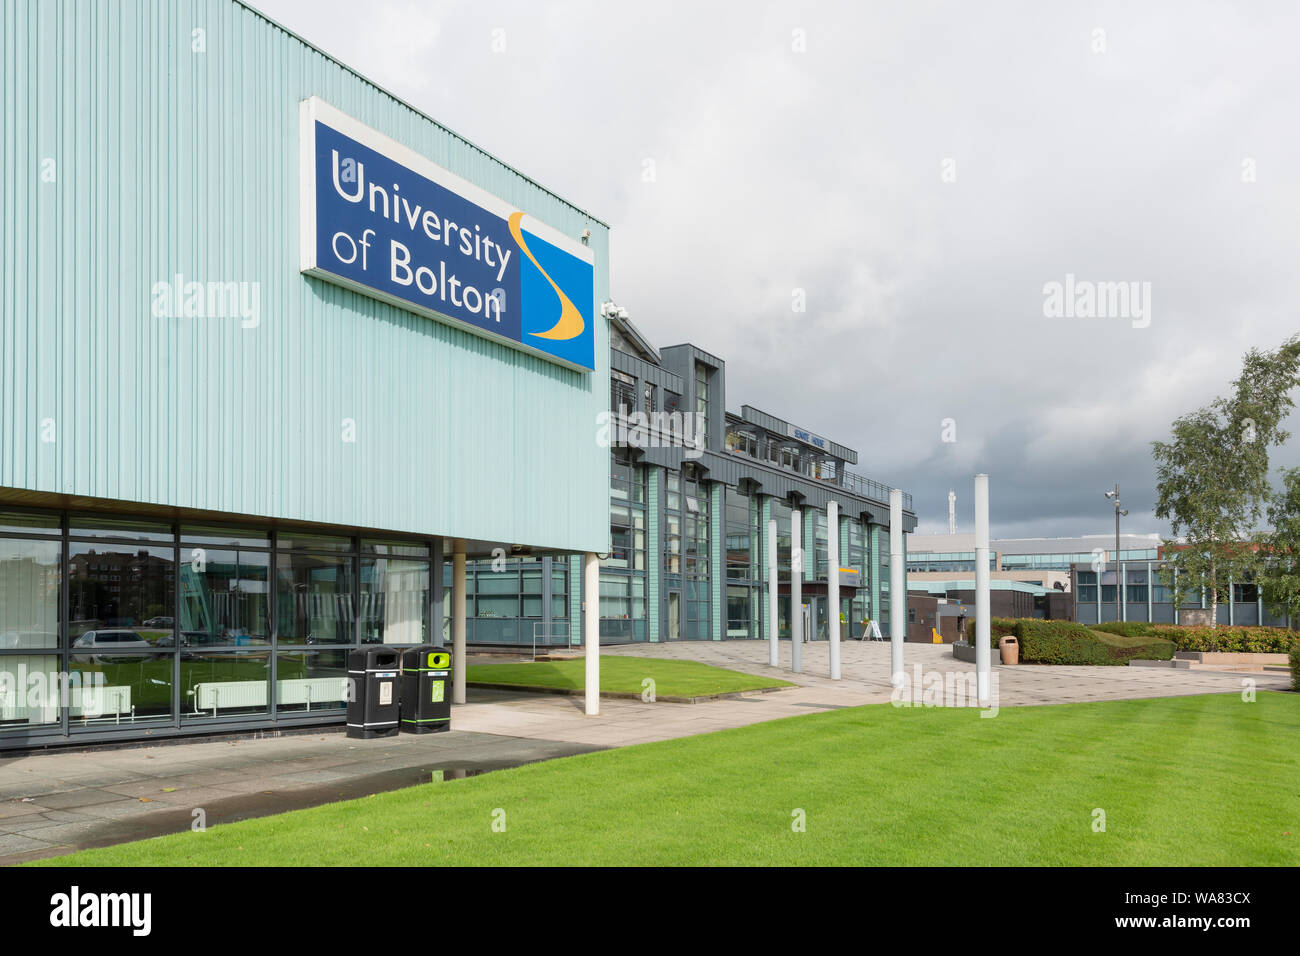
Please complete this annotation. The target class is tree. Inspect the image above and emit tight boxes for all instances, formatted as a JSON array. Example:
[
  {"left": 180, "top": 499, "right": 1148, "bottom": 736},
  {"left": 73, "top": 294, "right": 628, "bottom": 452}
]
[
  {"left": 1258, "top": 467, "right": 1300, "bottom": 626},
  {"left": 1151, "top": 334, "right": 1300, "bottom": 627}
]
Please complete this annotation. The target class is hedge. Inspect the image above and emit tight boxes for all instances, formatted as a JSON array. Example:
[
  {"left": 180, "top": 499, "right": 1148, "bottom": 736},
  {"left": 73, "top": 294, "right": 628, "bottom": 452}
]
[
  {"left": 1013, "top": 620, "right": 1174, "bottom": 665},
  {"left": 1149, "top": 625, "right": 1298, "bottom": 654},
  {"left": 1092, "top": 621, "right": 1162, "bottom": 638},
  {"left": 965, "top": 617, "right": 1019, "bottom": 648},
  {"left": 962, "top": 618, "right": 1175, "bottom": 664},
  {"left": 1291, "top": 645, "right": 1300, "bottom": 692}
]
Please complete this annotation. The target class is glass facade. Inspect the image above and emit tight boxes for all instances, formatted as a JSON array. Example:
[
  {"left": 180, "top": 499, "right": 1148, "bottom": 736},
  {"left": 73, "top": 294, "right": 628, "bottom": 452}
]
[
  {"left": 0, "top": 509, "right": 439, "bottom": 743},
  {"left": 674, "top": 464, "right": 711, "bottom": 639},
  {"left": 0, "top": 408, "right": 912, "bottom": 745},
  {"left": 725, "top": 488, "right": 755, "bottom": 637},
  {"left": 451, "top": 557, "right": 570, "bottom": 646},
  {"left": 906, "top": 550, "right": 995, "bottom": 573}
]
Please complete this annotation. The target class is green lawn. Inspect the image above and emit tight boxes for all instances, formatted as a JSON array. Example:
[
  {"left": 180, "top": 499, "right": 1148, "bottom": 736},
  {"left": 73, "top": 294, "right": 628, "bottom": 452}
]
[
  {"left": 39, "top": 692, "right": 1299, "bottom": 866},
  {"left": 465, "top": 655, "right": 793, "bottom": 697}
]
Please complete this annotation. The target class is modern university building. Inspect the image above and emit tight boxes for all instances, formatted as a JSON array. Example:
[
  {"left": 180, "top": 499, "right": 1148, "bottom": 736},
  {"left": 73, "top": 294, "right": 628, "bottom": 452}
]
[
  {"left": 0, "top": 0, "right": 915, "bottom": 749},
  {"left": 458, "top": 316, "right": 917, "bottom": 649}
]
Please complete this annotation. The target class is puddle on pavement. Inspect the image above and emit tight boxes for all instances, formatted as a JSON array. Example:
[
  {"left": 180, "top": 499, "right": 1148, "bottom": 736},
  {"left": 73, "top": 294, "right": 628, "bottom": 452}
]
[{"left": 6, "top": 749, "right": 595, "bottom": 866}]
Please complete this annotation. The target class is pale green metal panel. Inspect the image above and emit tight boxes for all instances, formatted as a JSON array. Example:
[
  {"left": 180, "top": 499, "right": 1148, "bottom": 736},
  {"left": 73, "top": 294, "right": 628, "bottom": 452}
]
[
  {"left": 1, "top": 0, "right": 609, "bottom": 554},
  {"left": 869, "top": 524, "right": 882, "bottom": 623},
  {"left": 710, "top": 482, "right": 723, "bottom": 639},
  {"left": 569, "top": 554, "right": 582, "bottom": 643},
  {"left": 803, "top": 506, "right": 816, "bottom": 582},
  {"left": 646, "top": 467, "right": 660, "bottom": 642}
]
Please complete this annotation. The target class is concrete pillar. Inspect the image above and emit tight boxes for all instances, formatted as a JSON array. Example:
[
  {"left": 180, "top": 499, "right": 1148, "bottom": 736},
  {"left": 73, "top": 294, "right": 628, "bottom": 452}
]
[
  {"left": 791, "top": 505, "right": 802, "bottom": 674},
  {"left": 584, "top": 551, "right": 600, "bottom": 716},
  {"left": 767, "top": 515, "right": 778, "bottom": 668},
  {"left": 974, "top": 475, "right": 991, "bottom": 706},
  {"left": 452, "top": 539, "right": 467, "bottom": 705},
  {"left": 889, "top": 489, "right": 905, "bottom": 687},
  {"left": 828, "top": 500, "right": 841, "bottom": 680}
]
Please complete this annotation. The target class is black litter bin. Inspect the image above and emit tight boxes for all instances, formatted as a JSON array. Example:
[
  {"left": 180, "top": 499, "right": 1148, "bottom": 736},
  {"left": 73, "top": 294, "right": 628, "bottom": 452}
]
[
  {"left": 400, "top": 645, "right": 452, "bottom": 734},
  {"left": 346, "top": 647, "right": 401, "bottom": 739}
]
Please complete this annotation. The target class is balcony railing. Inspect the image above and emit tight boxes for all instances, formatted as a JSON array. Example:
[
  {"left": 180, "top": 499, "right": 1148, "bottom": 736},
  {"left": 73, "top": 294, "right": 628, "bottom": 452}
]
[
  {"left": 724, "top": 431, "right": 912, "bottom": 510},
  {"left": 841, "top": 471, "right": 912, "bottom": 511}
]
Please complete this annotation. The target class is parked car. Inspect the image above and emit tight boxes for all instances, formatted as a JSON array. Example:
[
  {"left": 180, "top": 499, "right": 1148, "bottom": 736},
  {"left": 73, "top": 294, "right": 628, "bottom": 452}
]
[
  {"left": 142, "top": 616, "right": 174, "bottom": 628},
  {"left": 72, "top": 629, "right": 153, "bottom": 661}
]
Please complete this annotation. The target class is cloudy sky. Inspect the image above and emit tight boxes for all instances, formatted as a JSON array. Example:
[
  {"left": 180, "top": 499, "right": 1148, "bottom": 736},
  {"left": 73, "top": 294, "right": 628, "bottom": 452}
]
[{"left": 252, "top": 0, "right": 1300, "bottom": 538}]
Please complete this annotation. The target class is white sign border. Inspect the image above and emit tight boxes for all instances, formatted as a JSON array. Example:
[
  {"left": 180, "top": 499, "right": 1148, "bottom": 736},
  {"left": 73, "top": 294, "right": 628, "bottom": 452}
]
[{"left": 299, "top": 96, "right": 596, "bottom": 372}]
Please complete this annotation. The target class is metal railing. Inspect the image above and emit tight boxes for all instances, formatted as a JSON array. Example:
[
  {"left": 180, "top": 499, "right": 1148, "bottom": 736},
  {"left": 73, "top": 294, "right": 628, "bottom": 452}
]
[
  {"left": 531, "top": 622, "right": 575, "bottom": 660},
  {"left": 840, "top": 471, "right": 912, "bottom": 511},
  {"left": 722, "top": 432, "right": 912, "bottom": 510}
]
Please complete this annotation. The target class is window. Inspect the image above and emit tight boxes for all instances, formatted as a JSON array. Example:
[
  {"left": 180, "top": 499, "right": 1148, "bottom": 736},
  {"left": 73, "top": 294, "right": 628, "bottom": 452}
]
[
  {"left": 360, "top": 557, "right": 429, "bottom": 644},
  {"left": 68, "top": 544, "right": 175, "bottom": 644},
  {"left": 275, "top": 552, "right": 357, "bottom": 645},
  {"left": 695, "top": 363, "right": 709, "bottom": 446},
  {"left": 727, "top": 585, "right": 750, "bottom": 637},
  {"left": 726, "top": 489, "right": 751, "bottom": 582},
  {"left": 276, "top": 650, "right": 348, "bottom": 714},
  {"left": 177, "top": 548, "right": 270, "bottom": 647},
  {"left": 0, "top": 537, "right": 61, "bottom": 649},
  {"left": 70, "top": 652, "right": 174, "bottom": 724},
  {"left": 181, "top": 651, "right": 268, "bottom": 720}
]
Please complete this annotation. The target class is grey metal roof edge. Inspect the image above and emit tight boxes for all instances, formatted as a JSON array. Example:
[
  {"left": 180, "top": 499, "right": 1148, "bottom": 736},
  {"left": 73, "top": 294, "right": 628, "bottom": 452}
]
[
  {"left": 697, "top": 451, "right": 916, "bottom": 520},
  {"left": 610, "top": 315, "right": 661, "bottom": 364},
  {"left": 232, "top": 0, "right": 609, "bottom": 228},
  {"left": 737, "top": 404, "right": 858, "bottom": 464},
  {"left": 661, "top": 343, "right": 725, "bottom": 369}
]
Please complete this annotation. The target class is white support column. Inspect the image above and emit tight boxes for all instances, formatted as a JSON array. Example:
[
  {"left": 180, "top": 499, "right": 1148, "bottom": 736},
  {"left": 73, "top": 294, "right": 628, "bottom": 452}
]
[
  {"left": 452, "top": 539, "right": 467, "bottom": 705},
  {"left": 768, "top": 515, "right": 779, "bottom": 668},
  {"left": 889, "top": 490, "right": 905, "bottom": 687},
  {"left": 974, "top": 475, "right": 991, "bottom": 706},
  {"left": 828, "top": 500, "right": 841, "bottom": 680},
  {"left": 584, "top": 551, "right": 600, "bottom": 716},
  {"left": 791, "top": 505, "right": 803, "bottom": 674}
]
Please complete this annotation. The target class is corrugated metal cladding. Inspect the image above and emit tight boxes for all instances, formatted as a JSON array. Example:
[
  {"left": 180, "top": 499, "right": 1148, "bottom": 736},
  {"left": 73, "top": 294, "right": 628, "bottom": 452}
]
[{"left": 1, "top": 0, "right": 611, "bottom": 554}]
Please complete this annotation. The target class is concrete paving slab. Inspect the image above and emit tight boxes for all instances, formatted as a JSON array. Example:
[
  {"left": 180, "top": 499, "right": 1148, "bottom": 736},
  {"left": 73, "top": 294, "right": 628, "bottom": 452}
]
[{"left": 28, "top": 789, "right": 130, "bottom": 810}]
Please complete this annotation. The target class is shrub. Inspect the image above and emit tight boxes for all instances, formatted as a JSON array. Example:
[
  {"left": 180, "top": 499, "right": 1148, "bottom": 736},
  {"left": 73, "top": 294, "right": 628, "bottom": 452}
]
[
  {"left": 1013, "top": 620, "right": 1174, "bottom": 665},
  {"left": 965, "top": 617, "right": 1019, "bottom": 648},
  {"left": 1092, "top": 621, "right": 1161, "bottom": 638},
  {"left": 1151, "top": 625, "right": 1299, "bottom": 654},
  {"left": 1291, "top": 645, "right": 1300, "bottom": 692}
]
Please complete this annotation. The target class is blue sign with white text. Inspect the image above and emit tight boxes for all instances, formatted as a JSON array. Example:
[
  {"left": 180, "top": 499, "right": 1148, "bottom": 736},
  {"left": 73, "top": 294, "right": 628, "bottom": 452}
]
[{"left": 305, "top": 117, "right": 595, "bottom": 371}]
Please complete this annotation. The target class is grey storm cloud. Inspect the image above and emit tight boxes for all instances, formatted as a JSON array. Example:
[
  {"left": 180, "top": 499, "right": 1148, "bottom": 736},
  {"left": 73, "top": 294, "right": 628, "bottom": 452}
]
[{"left": 251, "top": 0, "right": 1300, "bottom": 538}]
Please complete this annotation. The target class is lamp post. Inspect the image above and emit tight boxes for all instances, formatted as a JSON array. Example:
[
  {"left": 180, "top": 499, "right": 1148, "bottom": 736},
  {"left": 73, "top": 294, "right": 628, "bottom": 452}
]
[{"left": 1104, "top": 485, "right": 1128, "bottom": 622}]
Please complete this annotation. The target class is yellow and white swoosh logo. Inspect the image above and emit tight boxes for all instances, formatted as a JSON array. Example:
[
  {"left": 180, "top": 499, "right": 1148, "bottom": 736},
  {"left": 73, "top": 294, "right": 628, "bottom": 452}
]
[{"left": 508, "top": 211, "right": 584, "bottom": 341}]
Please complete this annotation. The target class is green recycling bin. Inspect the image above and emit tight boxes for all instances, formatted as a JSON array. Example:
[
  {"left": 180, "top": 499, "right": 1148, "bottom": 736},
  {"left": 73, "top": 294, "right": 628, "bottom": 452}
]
[{"left": 400, "top": 645, "right": 452, "bottom": 734}]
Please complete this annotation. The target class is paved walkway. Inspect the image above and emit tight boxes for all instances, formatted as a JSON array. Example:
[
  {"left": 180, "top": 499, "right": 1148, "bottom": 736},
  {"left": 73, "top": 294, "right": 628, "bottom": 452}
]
[
  {"left": 0, "top": 721, "right": 597, "bottom": 865},
  {"left": 598, "top": 639, "right": 1291, "bottom": 706},
  {"left": 1, "top": 640, "right": 1286, "bottom": 865}
]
